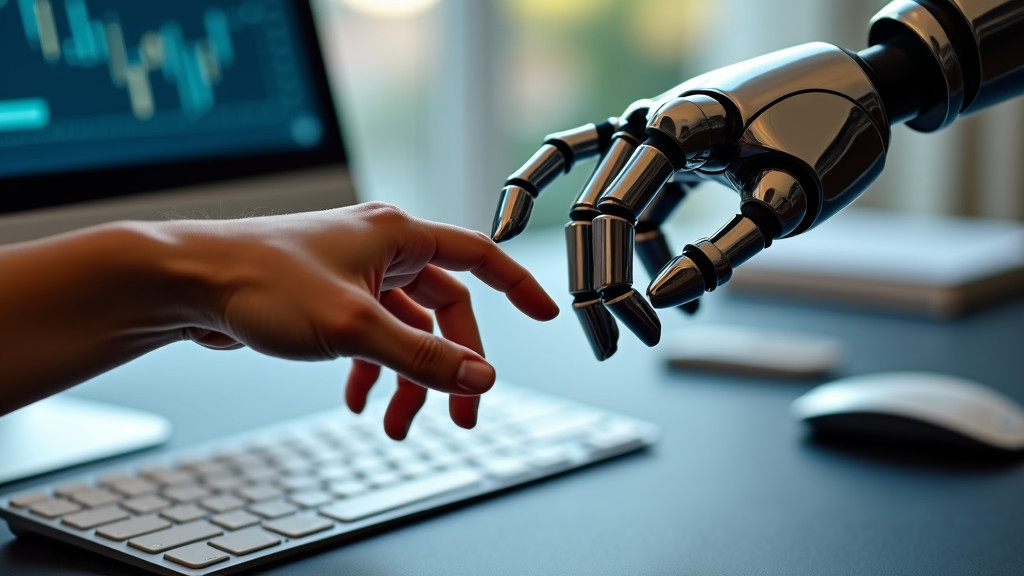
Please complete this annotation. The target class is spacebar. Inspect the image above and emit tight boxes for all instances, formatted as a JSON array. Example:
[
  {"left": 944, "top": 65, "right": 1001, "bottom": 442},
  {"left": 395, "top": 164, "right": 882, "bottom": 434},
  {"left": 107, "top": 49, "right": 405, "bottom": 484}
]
[{"left": 318, "top": 468, "right": 482, "bottom": 522}]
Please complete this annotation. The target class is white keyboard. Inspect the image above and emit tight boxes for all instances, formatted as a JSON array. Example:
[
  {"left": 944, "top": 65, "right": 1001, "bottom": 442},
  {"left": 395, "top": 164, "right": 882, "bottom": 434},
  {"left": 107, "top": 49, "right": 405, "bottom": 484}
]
[{"left": 0, "top": 383, "right": 657, "bottom": 575}]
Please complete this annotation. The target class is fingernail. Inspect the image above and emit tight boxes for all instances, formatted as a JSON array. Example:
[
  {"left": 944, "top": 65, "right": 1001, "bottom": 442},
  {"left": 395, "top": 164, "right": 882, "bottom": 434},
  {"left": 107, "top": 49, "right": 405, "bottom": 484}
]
[{"left": 457, "top": 359, "right": 495, "bottom": 393}]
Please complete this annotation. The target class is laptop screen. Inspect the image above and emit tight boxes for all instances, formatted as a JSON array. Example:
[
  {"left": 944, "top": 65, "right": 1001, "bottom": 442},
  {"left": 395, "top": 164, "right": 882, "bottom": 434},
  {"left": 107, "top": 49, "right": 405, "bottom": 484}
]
[{"left": 0, "top": 0, "right": 348, "bottom": 214}]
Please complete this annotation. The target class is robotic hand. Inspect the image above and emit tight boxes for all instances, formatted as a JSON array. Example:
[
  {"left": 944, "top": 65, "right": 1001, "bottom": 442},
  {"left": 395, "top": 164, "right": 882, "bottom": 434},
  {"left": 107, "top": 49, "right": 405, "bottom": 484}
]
[{"left": 491, "top": 0, "right": 1024, "bottom": 360}]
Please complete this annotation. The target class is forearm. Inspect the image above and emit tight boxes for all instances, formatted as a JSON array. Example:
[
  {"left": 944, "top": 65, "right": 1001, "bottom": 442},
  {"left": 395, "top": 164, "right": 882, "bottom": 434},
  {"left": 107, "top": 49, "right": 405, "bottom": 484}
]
[{"left": 0, "top": 221, "right": 220, "bottom": 415}]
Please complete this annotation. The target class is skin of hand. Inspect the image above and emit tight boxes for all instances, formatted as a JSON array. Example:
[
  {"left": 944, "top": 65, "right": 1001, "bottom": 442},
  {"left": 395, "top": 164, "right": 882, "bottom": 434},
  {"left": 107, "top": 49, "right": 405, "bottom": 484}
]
[{"left": 0, "top": 202, "right": 559, "bottom": 439}]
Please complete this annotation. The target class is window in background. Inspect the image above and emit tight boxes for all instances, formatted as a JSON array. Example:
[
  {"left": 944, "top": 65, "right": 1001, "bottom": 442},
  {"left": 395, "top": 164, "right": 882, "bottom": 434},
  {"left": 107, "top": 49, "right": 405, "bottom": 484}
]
[
  {"left": 312, "top": 0, "right": 443, "bottom": 220},
  {"left": 494, "top": 0, "right": 715, "bottom": 231},
  {"left": 316, "top": 0, "right": 1024, "bottom": 234}
]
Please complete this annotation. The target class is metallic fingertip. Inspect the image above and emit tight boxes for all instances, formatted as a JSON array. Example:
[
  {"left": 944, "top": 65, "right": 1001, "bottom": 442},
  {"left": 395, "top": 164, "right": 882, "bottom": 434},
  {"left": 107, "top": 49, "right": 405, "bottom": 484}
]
[
  {"left": 572, "top": 297, "right": 618, "bottom": 361},
  {"left": 647, "top": 255, "right": 707, "bottom": 309},
  {"left": 491, "top": 185, "right": 534, "bottom": 242},
  {"left": 603, "top": 289, "right": 661, "bottom": 347}
]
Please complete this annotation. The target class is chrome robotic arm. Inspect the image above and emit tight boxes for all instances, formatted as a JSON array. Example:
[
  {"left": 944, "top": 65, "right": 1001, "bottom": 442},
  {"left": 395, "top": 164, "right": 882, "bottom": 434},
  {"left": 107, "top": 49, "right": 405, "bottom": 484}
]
[{"left": 491, "top": 0, "right": 1024, "bottom": 360}]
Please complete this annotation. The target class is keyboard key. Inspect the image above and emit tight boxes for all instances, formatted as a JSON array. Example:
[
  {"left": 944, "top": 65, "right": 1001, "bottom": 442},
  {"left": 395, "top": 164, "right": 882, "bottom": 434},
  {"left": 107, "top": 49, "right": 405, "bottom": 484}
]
[
  {"left": 28, "top": 498, "right": 82, "bottom": 518},
  {"left": 97, "top": 515, "right": 172, "bottom": 542},
  {"left": 476, "top": 455, "right": 532, "bottom": 479},
  {"left": 61, "top": 505, "right": 130, "bottom": 530},
  {"left": 237, "top": 484, "right": 282, "bottom": 502},
  {"left": 241, "top": 466, "right": 280, "bottom": 483},
  {"left": 164, "top": 542, "right": 230, "bottom": 569},
  {"left": 127, "top": 520, "right": 223, "bottom": 554},
  {"left": 122, "top": 494, "right": 171, "bottom": 514},
  {"left": 161, "top": 504, "right": 209, "bottom": 523},
  {"left": 522, "top": 411, "right": 603, "bottom": 443},
  {"left": 278, "top": 475, "right": 320, "bottom": 492},
  {"left": 8, "top": 492, "right": 48, "bottom": 508},
  {"left": 209, "top": 526, "right": 282, "bottom": 555},
  {"left": 53, "top": 482, "right": 92, "bottom": 497},
  {"left": 319, "top": 468, "right": 481, "bottom": 522},
  {"left": 163, "top": 484, "right": 211, "bottom": 503},
  {"left": 211, "top": 509, "right": 261, "bottom": 530},
  {"left": 204, "top": 475, "right": 247, "bottom": 492},
  {"left": 525, "top": 444, "right": 575, "bottom": 469},
  {"left": 289, "top": 490, "right": 335, "bottom": 509},
  {"left": 69, "top": 488, "right": 122, "bottom": 508},
  {"left": 201, "top": 494, "right": 246, "bottom": 513},
  {"left": 108, "top": 477, "right": 158, "bottom": 497},
  {"left": 326, "top": 479, "right": 370, "bottom": 498},
  {"left": 264, "top": 515, "right": 333, "bottom": 538},
  {"left": 140, "top": 467, "right": 195, "bottom": 486},
  {"left": 249, "top": 499, "right": 298, "bottom": 519}
]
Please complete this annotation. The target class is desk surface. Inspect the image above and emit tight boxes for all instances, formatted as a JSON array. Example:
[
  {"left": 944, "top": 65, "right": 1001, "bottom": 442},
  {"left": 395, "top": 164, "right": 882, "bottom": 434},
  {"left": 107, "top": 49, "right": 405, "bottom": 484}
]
[{"left": 2, "top": 228, "right": 1023, "bottom": 575}]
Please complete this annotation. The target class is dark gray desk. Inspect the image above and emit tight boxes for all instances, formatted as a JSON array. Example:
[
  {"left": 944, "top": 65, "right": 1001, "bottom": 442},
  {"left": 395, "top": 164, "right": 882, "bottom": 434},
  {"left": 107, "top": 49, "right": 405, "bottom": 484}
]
[{"left": 2, "top": 228, "right": 1023, "bottom": 575}]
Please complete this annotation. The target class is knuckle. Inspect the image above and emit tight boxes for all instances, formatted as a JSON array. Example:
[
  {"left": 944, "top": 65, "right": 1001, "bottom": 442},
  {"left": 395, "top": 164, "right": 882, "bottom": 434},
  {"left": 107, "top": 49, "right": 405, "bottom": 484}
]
[
  {"left": 362, "top": 202, "right": 409, "bottom": 225},
  {"left": 450, "top": 281, "right": 472, "bottom": 304}
]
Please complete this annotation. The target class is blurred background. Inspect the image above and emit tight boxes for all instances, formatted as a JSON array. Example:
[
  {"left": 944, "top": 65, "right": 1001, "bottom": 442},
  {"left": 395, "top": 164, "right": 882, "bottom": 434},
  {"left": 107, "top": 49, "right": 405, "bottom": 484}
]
[{"left": 312, "top": 0, "right": 1024, "bottom": 236}]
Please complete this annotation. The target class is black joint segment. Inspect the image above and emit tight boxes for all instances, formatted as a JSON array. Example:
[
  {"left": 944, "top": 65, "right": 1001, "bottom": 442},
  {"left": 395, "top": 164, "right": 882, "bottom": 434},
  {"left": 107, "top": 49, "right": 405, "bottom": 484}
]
[
  {"left": 644, "top": 130, "right": 687, "bottom": 171},
  {"left": 543, "top": 138, "right": 575, "bottom": 172},
  {"left": 505, "top": 178, "right": 540, "bottom": 199},
  {"left": 595, "top": 120, "right": 617, "bottom": 154},
  {"left": 622, "top": 112, "right": 650, "bottom": 140},
  {"left": 917, "top": 0, "right": 981, "bottom": 109},
  {"left": 682, "top": 244, "right": 719, "bottom": 292},
  {"left": 740, "top": 200, "right": 781, "bottom": 245},
  {"left": 597, "top": 200, "right": 636, "bottom": 222},
  {"left": 600, "top": 284, "right": 632, "bottom": 300},
  {"left": 681, "top": 299, "right": 700, "bottom": 315},
  {"left": 569, "top": 206, "right": 601, "bottom": 222},
  {"left": 610, "top": 130, "right": 643, "bottom": 148}
]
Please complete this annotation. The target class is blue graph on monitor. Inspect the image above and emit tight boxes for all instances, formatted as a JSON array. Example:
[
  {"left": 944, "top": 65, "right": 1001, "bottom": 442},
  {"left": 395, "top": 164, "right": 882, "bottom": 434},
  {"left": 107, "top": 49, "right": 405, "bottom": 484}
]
[{"left": 0, "top": 0, "right": 325, "bottom": 178}]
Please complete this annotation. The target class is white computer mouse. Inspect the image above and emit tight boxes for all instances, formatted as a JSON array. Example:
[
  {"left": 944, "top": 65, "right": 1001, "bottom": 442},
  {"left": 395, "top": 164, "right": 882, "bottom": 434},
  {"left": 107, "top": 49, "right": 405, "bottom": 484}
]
[{"left": 791, "top": 371, "right": 1024, "bottom": 451}]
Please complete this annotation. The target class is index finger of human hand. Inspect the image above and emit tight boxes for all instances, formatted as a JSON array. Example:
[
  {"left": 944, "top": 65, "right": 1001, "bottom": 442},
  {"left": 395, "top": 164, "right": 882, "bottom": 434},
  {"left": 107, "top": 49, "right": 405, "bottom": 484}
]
[{"left": 418, "top": 221, "right": 559, "bottom": 321}]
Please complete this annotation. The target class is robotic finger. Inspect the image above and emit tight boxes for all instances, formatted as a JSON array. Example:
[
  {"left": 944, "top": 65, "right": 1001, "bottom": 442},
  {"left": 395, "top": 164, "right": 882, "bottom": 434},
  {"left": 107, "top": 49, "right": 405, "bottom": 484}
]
[{"left": 491, "top": 119, "right": 619, "bottom": 242}]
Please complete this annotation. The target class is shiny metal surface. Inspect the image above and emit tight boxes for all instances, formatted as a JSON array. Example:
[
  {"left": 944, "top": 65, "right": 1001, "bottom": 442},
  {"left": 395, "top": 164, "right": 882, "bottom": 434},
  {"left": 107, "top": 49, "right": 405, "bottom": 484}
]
[
  {"left": 573, "top": 136, "right": 641, "bottom": 217},
  {"left": 491, "top": 185, "right": 534, "bottom": 242},
  {"left": 508, "top": 144, "right": 566, "bottom": 193},
  {"left": 869, "top": 0, "right": 965, "bottom": 130},
  {"left": 645, "top": 95, "right": 728, "bottom": 170},
  {"left": 673, "top": 43, "right": 888, "bottom": 139},
  {"left": 571, "top": 297, "right": 618, "bottom": 361},
  {"left": 647, "top": 255, "right": 706, "bottom": 309},
  {"left": 735, "top": 91, "right": 887, "bottom": 234},
  {"left": 545, "top": 125, "right": 601, "bottom": 163},
  {"left": 602, "top": 289, "right": 661, "bottom": 347},
  {"left": 598, "top": 145, "right": 674, "bottom": 220},
  {"left": 948, "top": 0, "right": 1024, "bottom": 113},
  {"left": 591, "top": 215, "right": 634, "bottom": 290},
  {"left": 741, "top": 169, "right": 808, "bottom": 238},
  {"left": 565, "top": 221, "right": 593, "bottom": 294},
  {"left": 706, "top": 215, "right": 766, "bottom": 270}
]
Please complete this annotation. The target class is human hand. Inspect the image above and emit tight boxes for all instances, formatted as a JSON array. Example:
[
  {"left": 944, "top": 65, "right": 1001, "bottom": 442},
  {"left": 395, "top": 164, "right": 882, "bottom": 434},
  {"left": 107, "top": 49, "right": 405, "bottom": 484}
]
[{"left": 176, "top": 202, "right": 559, "bottom": 439}]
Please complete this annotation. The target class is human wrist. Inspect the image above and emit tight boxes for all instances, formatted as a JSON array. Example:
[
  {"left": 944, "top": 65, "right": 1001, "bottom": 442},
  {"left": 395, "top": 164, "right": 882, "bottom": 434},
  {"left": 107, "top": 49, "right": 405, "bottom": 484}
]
[{"left": 98, "top": 219, "right": 231, "bottom": 341}]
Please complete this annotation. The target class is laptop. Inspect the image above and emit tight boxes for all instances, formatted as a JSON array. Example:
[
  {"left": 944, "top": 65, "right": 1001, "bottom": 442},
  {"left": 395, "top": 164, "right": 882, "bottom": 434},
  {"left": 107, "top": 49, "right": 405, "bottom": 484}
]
[{"left": 0, "top": 2, "right": 658, "bottom": 574}]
